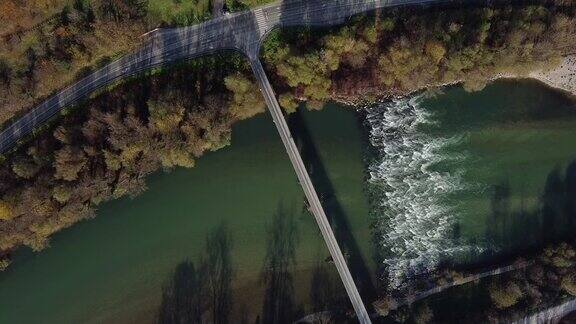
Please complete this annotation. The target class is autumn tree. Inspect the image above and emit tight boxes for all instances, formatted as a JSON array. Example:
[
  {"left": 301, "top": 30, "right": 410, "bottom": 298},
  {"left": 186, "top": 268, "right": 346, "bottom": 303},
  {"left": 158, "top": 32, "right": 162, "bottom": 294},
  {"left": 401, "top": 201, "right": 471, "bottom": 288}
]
[
  {"left": 148, "top": 99, "right": 186, "bottom": 134},
  {"left": 0, "top": 258, "right": 10, "bottom": 271},
  {"left": 224, "top": 73, "right": 266, "bottom": 120},
  {"left": 52, "top": 185, "right": 73, "bottom": 204},
  {"left": 279, "top": 93, "right": 299, "bottom": 114},
  {"left": 54, "top": 146, "right": 88, "bottom": 181},
  {"left": 12, "top": 157, "right": 40, "bottom": 179},
  {"left": 393, "top": 39, "right": 444, "bottom": 89},
  {"left": 0, "top": 58, "right": 12, "bottom": 87},
  {"left": 489, "top": 281, "right": 524, "bottom": 309},
  {"left": 0, "top": 200, "right": 13, "bottom": 221},
  {"left": 276, "top": 54, "right": 331, "bottom": 103},
  {"left": 158, "top": 146, "right": 195, "bottom": 169},
  {"left": 425, "top": 40, "right": 446, "bottom": 64},
  {"left": 324, "top": 27, "right": 370, "bottom": 69},
  {"left": 561, "top": 274, "right": 576, "bottom": 296},
  {"left": 413, "top": 303, "right": 433, "bottom": 324}
]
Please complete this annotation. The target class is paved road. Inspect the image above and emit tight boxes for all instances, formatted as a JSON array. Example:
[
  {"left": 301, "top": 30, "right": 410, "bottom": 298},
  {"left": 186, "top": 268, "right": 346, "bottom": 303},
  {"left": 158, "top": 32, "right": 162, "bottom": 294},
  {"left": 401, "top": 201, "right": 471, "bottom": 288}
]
[
  {"left": 0, "top": 0, "right": 457, "bottom": 155},
  {"left": 251, "top": 59, "right": 371, "bottom": 323},
  {"left": 0, "top": 0, "right": 465, "bottom": 321}
]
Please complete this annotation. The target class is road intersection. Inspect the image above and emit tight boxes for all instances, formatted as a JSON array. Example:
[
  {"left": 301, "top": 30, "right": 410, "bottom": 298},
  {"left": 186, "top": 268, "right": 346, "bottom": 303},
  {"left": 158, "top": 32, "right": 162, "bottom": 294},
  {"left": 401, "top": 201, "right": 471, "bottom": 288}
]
[{"left": 0, "top": 1, "right": 463, "bottom": 322}]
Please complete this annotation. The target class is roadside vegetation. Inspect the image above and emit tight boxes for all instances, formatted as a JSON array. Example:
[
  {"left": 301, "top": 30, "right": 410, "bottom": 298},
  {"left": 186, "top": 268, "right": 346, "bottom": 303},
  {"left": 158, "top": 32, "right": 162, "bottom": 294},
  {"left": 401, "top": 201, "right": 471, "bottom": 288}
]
[
  {"left": 486, "top": 243, "right": 576, "bottom": 321},
  {"left": 380, "top": 242, "right": 576, "bottom": 323},
  {"left": 0, "top": 52, "right": 264, "bottom": 265},
  {"left": 261, "top": 1, "right": 576, "bottom": 110},
  {"left": 0, "top": 0, "right": 213, "bottom": 128},
  {"left": 1, "top": 0, "right": 575, "bottom": 278},
  {"left": 224, "top": 0, "right": 275, "bottom": 12}
]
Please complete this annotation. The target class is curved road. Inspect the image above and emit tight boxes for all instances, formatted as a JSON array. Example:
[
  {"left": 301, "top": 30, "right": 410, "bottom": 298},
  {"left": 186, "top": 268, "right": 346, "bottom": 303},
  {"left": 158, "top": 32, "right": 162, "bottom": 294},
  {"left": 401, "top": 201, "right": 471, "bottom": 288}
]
[
  {"left": 0, "top": 1, "right": 467, "bottom": 322},
  {"left": 0, "top": 0, "right": 454, "bottom": 155}
]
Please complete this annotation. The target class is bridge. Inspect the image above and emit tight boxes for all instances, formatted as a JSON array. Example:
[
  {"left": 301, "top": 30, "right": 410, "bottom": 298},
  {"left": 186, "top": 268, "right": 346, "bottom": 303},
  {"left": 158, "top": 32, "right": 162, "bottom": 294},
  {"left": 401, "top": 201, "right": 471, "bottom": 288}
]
[
  {"left": 251, "top": 59, "right": 372, "bottom": 323},
  {"left": 0, "top": 0, "right": 459, "bottom": 155},
  {"left": 0, "top": 1, "right": 470, "bottom": 322}
]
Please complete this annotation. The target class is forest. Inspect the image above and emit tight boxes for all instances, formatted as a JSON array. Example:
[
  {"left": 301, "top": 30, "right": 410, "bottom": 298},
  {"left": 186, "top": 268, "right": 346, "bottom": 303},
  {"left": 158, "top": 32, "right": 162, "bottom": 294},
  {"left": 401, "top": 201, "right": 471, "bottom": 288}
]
[
  {"left": 0, "top": 51, "right": 265, "bottom": 268},
  {"left": 0, "top": 1, "right": 575, "bottom": 273},
  {"left": 262, "top": 0, "right": 576, "bottom": 110},
  {"left": 0, "top": 0, "right": 271, "bottom": 127}
]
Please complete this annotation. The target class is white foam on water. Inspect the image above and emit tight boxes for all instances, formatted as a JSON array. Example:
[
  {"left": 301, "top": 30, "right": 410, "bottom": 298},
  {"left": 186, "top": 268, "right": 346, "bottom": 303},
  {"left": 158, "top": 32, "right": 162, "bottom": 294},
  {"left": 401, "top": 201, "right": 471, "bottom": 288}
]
[{"left": 366, "top": 95, "right": 480, "bottom": 289}]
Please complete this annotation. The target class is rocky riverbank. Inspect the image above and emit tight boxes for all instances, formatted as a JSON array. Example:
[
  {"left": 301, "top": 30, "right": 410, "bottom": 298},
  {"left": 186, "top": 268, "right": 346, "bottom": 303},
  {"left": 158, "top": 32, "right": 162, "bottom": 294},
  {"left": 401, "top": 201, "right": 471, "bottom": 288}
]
[
  {"left": 330, "top": 54, "right": 576, "bottom": 110},
  {"left": 501, "top": 54, "right": 576, "bottom": 98}
]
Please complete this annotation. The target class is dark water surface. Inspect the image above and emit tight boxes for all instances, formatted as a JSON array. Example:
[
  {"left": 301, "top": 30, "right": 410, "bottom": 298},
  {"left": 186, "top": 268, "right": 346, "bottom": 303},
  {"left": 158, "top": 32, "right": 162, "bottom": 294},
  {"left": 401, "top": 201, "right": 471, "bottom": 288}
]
[
  {"left": 1, "top": 79, "right": 574, "bottom": 323},
  {"left": 0, "top": 113, "right": 352, "bottom": 323}
]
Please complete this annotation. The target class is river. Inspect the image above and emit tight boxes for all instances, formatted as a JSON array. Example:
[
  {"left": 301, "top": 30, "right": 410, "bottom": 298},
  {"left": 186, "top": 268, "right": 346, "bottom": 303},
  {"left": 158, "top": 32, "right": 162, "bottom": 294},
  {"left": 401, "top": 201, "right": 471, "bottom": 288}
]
[
  {"left": 0, "top": 79, "right": 575, "bottom": 323},
  {"left": 367, "top": 79, "right": 576, "bottom": 289},
  {"left": 0, "top": 106, "right": 371, "bottom": 323}
]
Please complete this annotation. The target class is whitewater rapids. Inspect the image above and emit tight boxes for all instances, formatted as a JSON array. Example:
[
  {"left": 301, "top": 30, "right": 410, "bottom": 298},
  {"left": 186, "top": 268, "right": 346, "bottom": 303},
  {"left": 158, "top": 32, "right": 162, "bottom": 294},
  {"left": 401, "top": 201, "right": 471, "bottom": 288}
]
[{"left": 366, "top": 95, "right": 480, "bottom": 288}]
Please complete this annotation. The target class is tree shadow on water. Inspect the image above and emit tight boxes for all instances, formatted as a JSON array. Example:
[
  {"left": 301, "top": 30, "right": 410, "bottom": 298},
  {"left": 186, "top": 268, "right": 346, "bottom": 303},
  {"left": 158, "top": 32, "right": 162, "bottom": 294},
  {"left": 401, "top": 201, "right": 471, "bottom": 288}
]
[
  {"left": 158, "top": 260, "right": 206, "bottom": 324},
  {"left": 485, "top": 159, "right": 576, "bottom": 254},
  {"left": 307, "top": 259, "right": 351, "bottom": 323},
  {"left": 539, "top": 161, "right": 576, "bottom": 243},
  {"left": 260, "top": 202, "right": 304, "bottom": 324},
  {"left": 157, "top": 222, "right": 234, "bottom": 324}
]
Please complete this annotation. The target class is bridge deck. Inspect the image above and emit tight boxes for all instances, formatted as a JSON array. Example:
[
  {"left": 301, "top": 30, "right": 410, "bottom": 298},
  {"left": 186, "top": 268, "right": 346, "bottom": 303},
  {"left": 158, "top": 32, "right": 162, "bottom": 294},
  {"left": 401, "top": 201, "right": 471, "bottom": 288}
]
[
  {"left": 0, "top": 1, "right": 474, "bottom": 321},
  {"left": 251, "top": 58, "right": 371, "bottom": 324}
]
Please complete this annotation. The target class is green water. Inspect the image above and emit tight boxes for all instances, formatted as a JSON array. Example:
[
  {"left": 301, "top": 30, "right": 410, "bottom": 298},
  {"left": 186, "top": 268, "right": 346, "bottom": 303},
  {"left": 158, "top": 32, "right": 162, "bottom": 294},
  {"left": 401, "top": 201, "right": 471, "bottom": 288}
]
[
  {"left": 424, "top": 80, "right": 576, "bottom": 256},
  {"left": 296, "top": 104, "right": 374, "bottom": 272},
  {"left": 0, "top": 107, "right": 371, "bottom": 323},
  {"left": 365, "top": 79, "right": 576, "bottom": 289},
  {"left": 2, "top": 79, "right": 573, "bottom": 323}
]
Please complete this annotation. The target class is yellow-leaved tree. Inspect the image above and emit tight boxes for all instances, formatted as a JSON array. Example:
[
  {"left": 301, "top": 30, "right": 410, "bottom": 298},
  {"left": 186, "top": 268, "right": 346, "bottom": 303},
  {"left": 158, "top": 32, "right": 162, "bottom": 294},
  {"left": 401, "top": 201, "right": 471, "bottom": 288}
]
[
  {"left": 0, "top": 200, "right": 13, "bottom": 221},
  {"left": 489, "top": 282, "right": 523, "bottom": 309},
  {"left": 224, "top": 73, "right": 266, "bottom": 120}
]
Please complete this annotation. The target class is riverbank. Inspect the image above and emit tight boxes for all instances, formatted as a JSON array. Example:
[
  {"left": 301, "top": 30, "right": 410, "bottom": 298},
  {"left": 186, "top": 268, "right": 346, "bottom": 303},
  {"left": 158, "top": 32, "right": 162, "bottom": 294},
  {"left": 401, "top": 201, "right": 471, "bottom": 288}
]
[
  {"left": 372, "top": 241, "right": 576, "bottom": 323},
  {"left": 498, "top": 54, "right": 576, "bottom": 98},
  {"left": 527, "top": 55, "right": 576, "bottom": 97},
  {"left": 332, "top": 54, "right": 576, "bottom": 108},
  {"left": 0, "top": 107, "right": 368, "bottom": 323}
]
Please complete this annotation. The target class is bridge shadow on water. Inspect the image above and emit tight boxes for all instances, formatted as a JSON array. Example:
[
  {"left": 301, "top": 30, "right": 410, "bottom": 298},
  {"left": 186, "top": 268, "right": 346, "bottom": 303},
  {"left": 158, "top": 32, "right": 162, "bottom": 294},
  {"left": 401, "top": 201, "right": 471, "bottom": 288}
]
[{"left": 287, "top": 109, "right": 378, "bottom": 307}]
